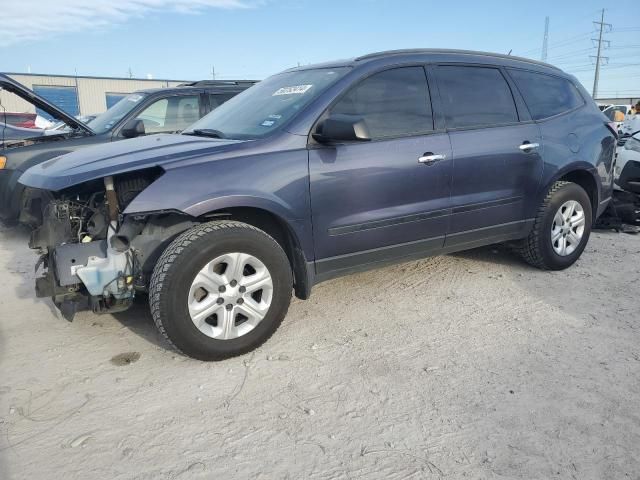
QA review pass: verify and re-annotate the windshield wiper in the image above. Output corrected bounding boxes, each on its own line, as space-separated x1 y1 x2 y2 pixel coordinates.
186 128 226 139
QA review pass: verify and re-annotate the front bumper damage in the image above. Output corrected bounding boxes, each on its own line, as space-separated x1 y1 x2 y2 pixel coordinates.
31 203 137 319
25 174 197 320
28 176 138 320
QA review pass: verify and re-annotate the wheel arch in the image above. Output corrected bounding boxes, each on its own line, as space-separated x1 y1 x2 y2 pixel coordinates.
197 205 314 300
542 164 600 220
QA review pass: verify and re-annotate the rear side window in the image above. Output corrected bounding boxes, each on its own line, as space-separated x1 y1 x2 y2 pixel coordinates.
208 93 236 110
434 66 518 128
508 69 584 120
330 66 433 139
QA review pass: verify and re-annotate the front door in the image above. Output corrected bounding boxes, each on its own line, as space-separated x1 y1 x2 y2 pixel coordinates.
432 65 543 248
308 66 452 275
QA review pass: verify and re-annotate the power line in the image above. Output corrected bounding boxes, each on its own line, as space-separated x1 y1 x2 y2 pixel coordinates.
546 33 593 51
548 48 595 61
569 63 640 74
610 27 640 33
519 31 592 55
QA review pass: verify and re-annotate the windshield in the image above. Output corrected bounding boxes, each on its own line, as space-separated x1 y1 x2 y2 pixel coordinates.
88 93 147 133
184 67 350 140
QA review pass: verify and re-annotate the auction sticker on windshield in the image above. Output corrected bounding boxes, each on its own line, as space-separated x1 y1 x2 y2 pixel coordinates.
272 85 313 96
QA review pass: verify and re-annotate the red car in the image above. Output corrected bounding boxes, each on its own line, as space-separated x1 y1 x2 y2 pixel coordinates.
3 112 38 128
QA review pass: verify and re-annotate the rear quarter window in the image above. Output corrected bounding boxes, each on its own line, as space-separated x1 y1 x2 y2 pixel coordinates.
508 69 584 120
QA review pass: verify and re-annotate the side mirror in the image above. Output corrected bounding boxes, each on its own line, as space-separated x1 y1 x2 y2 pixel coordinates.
121 118 146 138
313 114 371 144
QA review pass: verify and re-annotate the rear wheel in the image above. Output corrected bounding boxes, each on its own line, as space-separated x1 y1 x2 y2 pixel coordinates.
149 221 293 360
515 181 592 270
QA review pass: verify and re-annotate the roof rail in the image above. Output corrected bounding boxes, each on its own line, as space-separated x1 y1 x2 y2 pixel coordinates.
177 79 258 87
355 49 560 70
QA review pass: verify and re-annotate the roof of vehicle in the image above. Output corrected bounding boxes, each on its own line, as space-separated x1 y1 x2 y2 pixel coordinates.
286 49 562 73
177 80 258 87
135 80 258 95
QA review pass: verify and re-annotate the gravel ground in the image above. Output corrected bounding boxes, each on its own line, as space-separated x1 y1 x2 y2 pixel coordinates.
0 222 639 480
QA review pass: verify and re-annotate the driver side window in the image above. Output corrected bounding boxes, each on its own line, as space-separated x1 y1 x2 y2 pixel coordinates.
131 95 201 134
330 67 434 139
134 98 169 134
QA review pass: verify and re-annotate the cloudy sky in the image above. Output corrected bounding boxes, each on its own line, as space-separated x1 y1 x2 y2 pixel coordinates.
1 0 638 97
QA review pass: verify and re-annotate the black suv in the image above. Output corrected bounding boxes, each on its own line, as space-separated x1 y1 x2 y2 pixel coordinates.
0 77 255 223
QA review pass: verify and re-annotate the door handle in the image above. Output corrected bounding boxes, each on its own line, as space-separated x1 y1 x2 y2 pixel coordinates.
418 153 446 165
519 142 540 152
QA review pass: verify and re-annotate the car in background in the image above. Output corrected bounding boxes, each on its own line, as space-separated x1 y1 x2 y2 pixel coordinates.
1 123 45 140
602 104 633 132
615 132 640 191
2 112 38 128
0 76 256 223
600 131 640 229
49 114 98 131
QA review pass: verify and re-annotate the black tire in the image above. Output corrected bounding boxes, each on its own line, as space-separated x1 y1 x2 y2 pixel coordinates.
149 220 293 360
515 181 592 270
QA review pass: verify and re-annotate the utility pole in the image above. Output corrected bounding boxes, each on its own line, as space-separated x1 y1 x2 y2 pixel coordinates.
211 65 216 80
127 67 133 79
591 9 611 99
541 16 549 62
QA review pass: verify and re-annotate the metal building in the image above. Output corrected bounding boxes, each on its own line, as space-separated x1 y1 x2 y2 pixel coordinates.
595 97 639 107
0 72 188 118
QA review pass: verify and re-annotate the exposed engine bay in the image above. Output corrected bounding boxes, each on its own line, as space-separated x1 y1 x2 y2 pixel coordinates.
24 169 196 320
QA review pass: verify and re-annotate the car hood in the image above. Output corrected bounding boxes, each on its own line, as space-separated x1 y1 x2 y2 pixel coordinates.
0 74 93 136
19 133 247 191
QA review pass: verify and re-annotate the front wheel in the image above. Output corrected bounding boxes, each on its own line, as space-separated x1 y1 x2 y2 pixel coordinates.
149 221 293 360
515 181 592 270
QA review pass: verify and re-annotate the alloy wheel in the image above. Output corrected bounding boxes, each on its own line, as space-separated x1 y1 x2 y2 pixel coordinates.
187 252 273 339
551 200 586 256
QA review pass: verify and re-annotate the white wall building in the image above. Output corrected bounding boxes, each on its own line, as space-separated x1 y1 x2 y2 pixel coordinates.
1 72 188 117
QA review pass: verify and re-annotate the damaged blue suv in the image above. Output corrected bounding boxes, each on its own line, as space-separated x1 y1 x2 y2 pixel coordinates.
19 49 616 360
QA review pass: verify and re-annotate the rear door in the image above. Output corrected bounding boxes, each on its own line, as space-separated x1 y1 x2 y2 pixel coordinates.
308 66 452 275
433 65 543 248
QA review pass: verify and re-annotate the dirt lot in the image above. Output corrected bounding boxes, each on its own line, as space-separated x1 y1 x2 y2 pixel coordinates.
0 221 639 480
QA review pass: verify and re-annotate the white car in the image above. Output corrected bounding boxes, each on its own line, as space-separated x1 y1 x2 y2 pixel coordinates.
603 104 633 132
615 132 640 192
620 114 640 138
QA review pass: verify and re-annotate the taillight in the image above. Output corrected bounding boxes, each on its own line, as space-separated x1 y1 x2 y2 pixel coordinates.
606 121 619 138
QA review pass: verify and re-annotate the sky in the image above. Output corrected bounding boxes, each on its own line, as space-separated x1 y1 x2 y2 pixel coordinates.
1 0 638 99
